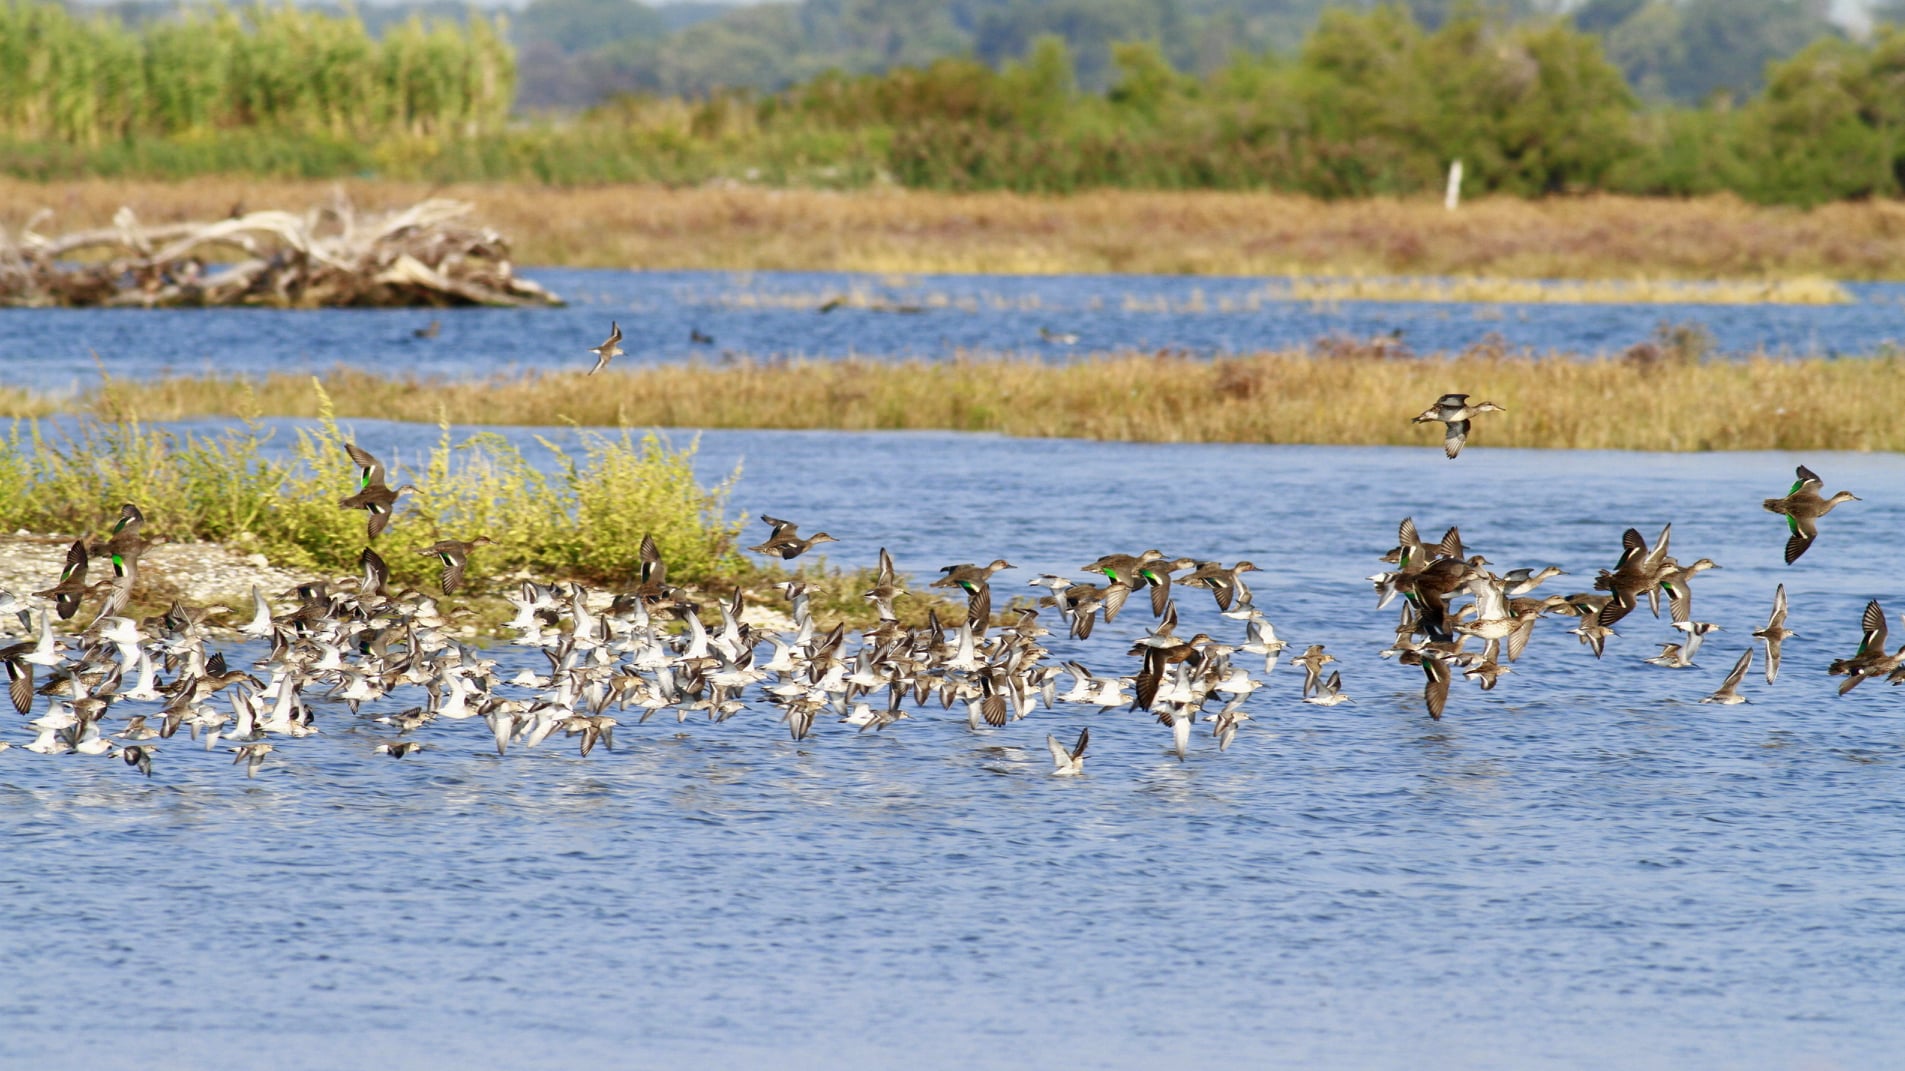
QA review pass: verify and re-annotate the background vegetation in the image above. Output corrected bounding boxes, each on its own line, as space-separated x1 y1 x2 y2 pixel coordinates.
0 0 513 147
4 1 1905 202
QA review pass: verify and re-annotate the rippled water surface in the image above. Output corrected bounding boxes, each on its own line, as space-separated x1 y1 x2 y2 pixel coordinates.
5 269 1904 391
4 424 1904 1070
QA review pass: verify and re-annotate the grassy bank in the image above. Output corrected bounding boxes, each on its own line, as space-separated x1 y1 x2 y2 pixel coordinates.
7 386 745 592
3 386 960 628
7 180 1905 280
50 341 1905 453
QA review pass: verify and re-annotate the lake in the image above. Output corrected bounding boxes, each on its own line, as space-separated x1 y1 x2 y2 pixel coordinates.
4 418 1903 1071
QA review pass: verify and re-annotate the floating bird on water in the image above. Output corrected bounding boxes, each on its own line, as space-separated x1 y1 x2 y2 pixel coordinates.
586 321 624 376
1762 464 1859 564
1411 393 1506 459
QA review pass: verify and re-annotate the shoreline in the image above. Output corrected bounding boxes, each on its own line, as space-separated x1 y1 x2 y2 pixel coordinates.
0 531 925 635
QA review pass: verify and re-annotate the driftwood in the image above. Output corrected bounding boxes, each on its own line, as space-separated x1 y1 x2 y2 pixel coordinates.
0 198 561 308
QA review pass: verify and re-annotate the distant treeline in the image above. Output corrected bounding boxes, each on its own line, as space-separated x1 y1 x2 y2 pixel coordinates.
752 8 1905 202
4 1 1905 205
509 0 1864 108
0 0 512 145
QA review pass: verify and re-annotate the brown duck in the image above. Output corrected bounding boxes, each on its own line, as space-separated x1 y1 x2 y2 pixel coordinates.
1762 464 1859 564
338 443 418 540
417 537 495 596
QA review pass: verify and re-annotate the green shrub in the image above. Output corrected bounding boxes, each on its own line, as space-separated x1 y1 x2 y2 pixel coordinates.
0 380 744 592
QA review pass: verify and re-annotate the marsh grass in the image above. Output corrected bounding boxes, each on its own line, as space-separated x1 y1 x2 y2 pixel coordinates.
10 180 1905 281
57 339 1905 454
1277 275 1852 306
729 275 1854 312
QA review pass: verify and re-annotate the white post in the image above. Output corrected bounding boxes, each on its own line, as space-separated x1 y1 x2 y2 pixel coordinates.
1445 160 1463 211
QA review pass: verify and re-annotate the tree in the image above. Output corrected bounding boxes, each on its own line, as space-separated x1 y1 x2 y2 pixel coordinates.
1738 32 1897 202
1410 12 1636 194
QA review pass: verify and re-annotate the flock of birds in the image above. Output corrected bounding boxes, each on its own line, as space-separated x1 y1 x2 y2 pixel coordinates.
0 343 1891 779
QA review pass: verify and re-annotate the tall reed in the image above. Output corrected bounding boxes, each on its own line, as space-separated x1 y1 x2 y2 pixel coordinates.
0 1 513 145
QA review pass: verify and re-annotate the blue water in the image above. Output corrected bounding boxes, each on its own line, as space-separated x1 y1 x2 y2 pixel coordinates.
4 425 1905 1070
3 268 1902 393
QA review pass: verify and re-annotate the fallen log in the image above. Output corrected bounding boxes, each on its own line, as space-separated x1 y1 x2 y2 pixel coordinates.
0 198 562 308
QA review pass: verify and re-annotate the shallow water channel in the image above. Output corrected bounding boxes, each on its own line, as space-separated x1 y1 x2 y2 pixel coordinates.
6 268 1905 393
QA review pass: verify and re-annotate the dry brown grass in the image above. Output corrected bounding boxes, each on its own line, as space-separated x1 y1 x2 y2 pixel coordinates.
46 346 1905 453
7 178 1905 279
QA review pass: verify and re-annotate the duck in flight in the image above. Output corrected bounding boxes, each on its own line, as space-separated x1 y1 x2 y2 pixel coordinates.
1762 464 1859 564
338 443 417 540
1412 393 1506 459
